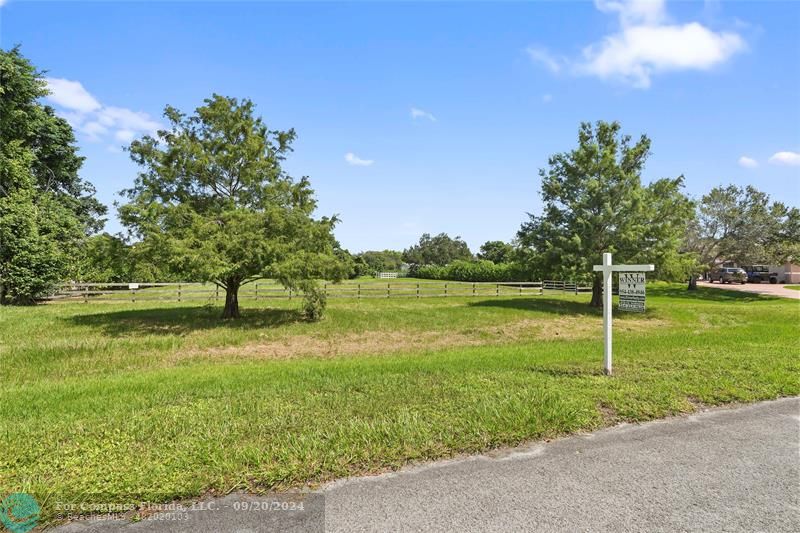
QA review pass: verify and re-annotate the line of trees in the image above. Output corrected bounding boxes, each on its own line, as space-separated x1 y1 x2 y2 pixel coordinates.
3 49 798 314
358 122 798 307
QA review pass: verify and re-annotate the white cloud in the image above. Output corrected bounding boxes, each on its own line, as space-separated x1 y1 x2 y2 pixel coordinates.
528 0 746 89
115 129 136 142
410 107 436 122
579 22 745 89
80 121 109 142
768 151 800 166
595 0 666 26
738 156 758 168
45 78 161 144
542 93 553 103
526 46 563 74
45 78 101 113
344 152 374 167
100 107 161 135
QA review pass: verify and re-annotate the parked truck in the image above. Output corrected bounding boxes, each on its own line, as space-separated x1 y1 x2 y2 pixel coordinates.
741 265 779 284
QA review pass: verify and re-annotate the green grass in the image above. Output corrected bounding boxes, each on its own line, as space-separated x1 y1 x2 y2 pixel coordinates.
1 284 798 524
784 284 800 291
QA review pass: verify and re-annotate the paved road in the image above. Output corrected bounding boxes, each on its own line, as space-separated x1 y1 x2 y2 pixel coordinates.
56 398 800 533
698 279 800 299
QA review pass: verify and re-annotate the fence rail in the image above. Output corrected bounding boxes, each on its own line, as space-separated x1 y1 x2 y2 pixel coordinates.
43 280 592 304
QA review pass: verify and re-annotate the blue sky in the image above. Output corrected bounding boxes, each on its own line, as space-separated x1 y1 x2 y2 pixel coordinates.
2 0 799 252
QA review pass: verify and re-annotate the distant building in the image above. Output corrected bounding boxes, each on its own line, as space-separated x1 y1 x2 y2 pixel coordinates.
779 263 800 284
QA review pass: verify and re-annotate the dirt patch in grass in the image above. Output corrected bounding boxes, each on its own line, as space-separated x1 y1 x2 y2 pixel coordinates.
179 315 669 362
597 403 620 424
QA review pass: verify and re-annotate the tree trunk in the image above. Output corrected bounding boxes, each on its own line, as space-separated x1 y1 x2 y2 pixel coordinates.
590 273 603 307
221 280 241 319
687 276 697 291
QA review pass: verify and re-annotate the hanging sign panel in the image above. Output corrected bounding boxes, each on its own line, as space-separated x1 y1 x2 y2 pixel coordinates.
618 272 646 312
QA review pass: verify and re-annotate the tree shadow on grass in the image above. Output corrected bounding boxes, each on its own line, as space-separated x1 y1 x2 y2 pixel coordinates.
648 285 779 302
468 296 672 323
468 297 602 317
523 365 605 378
67 306 306 337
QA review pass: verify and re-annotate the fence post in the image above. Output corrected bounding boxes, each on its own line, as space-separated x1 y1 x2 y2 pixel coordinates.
519 283 523 296
178 283 182 303
215 285 219 303
255 283 259 301
289 287 293 300
496 283 499 297
445 283 448 297
131 288 136 303
472 282 476 297
83 285 88 303
417 283 420 298
387 282 390 299
358 283 361 300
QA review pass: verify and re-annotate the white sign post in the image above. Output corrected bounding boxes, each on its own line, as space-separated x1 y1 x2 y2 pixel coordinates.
593 253 654 375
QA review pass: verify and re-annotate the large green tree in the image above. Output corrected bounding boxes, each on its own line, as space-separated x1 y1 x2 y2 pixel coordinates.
518 121 694 306
119 94 346 319
402 233 473 266
0 47 105 304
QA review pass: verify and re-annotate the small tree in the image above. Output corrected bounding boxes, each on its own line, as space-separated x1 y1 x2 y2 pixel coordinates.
402 233 473 266
119 95 346 319
518 121 693 306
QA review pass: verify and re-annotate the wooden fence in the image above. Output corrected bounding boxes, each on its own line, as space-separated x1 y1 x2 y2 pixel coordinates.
42 280 591 304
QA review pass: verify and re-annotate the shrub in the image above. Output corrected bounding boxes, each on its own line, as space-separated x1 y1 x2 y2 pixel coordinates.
301 283 327 321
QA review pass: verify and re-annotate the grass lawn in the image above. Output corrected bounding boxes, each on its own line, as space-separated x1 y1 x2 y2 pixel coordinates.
784 284 800 291
1 284 798 524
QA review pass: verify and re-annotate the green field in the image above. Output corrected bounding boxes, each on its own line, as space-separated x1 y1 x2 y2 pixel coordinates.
784 284 800 291
1 284 798 523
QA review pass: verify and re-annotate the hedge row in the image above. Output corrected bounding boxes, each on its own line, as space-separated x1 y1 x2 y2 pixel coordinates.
410 260 531 282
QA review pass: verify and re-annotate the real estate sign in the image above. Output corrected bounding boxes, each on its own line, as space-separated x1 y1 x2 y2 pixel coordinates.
618 272 646 312
594 254 654 374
